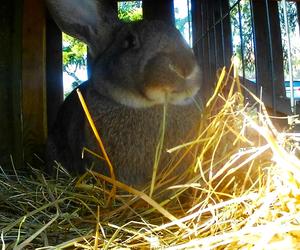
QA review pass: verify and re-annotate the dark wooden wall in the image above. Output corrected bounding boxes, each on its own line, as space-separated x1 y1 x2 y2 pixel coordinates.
46 15 63 130
0 0 46 169
0 0 14 165
0 0 23 167
22 0 47 163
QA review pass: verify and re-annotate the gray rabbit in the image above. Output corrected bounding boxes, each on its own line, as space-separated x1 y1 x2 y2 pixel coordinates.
46 0 202 188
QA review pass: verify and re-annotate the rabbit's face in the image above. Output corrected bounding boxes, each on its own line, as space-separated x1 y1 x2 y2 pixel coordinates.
91 21 201 108
45 0 201 108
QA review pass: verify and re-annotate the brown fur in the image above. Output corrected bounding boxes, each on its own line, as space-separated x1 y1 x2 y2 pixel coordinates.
45 0 203 188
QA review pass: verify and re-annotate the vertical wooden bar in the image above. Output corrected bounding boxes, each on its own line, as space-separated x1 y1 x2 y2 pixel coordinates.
11 0 24 167
142 0 175 25
46 14 63 130
107 0 117 11
207 0 217 81
221 0 233 68
268 1 285 98
0 0 24 168
251 0 285 110
191 0 207 100
252 0 272 94
195 0 219 99
22 0 47 161
214 0 224 70
191 0 202 65
0 3 12 163
200 0 212 100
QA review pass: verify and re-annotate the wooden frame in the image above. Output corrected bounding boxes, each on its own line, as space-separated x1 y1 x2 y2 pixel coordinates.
3 0 300 169
46 14 63 131
142 0 175 25
251 0 285 105
0 0 23 167
22 0 47 163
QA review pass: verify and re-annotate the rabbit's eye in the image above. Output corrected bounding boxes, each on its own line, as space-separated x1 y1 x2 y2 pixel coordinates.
123 33 139 50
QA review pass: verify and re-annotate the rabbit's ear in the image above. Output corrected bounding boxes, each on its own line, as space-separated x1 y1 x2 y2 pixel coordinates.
46 0 120 56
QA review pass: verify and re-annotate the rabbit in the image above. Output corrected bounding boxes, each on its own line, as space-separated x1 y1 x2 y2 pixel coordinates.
46 0 203 189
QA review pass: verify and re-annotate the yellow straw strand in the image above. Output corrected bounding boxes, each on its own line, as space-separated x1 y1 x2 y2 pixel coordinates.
76 89 116 204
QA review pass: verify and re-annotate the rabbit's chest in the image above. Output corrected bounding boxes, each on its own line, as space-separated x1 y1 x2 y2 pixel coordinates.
83 99 200 186
85 104 197 151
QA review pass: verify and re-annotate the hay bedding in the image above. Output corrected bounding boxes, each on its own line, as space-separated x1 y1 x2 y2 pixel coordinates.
1 64 300 249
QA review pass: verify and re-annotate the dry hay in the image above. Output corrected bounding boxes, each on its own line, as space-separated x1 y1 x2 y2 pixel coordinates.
1 63 300 249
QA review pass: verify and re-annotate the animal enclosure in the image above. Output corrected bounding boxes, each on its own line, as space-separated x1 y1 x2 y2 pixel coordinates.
1 0 300 248
0 0 299 167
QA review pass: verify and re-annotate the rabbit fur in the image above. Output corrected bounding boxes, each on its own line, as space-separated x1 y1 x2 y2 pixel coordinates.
46 0 202 188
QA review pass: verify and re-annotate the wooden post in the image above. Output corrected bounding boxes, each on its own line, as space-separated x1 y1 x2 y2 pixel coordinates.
22 0 47 162
107 0 118 11
251 0 285 111
192 0 216 99
207 0 217 79
46 14 63 130
268 1 285 99
11 0 24 167
142 0 175 25
0 1 13 165
0 0 23 167
191 0 202 66
221 0 233 68
214 0 224 69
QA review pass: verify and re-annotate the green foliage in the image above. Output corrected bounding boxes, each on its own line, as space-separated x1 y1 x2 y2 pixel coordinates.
278 2 299 78
62 2 143 96
229 0 238 7
62 33 87 89
174 1 193 47
174 7 189 35
230 1 255 79
118 1 143 22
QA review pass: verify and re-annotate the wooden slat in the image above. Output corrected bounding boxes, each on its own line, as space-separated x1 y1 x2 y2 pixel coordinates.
191 0 203 65
192 0 232 102
108 0 118 11
214 0 225 69
11 0 24 167
191 0 203 63
142 0 175 25
221 0 233 68
0 0 15 165
200 0 217 99
0 0 23 168
22 0 47 162
207 0 217 80
268 1 285 98
251 0 286 112
46 14 63 130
